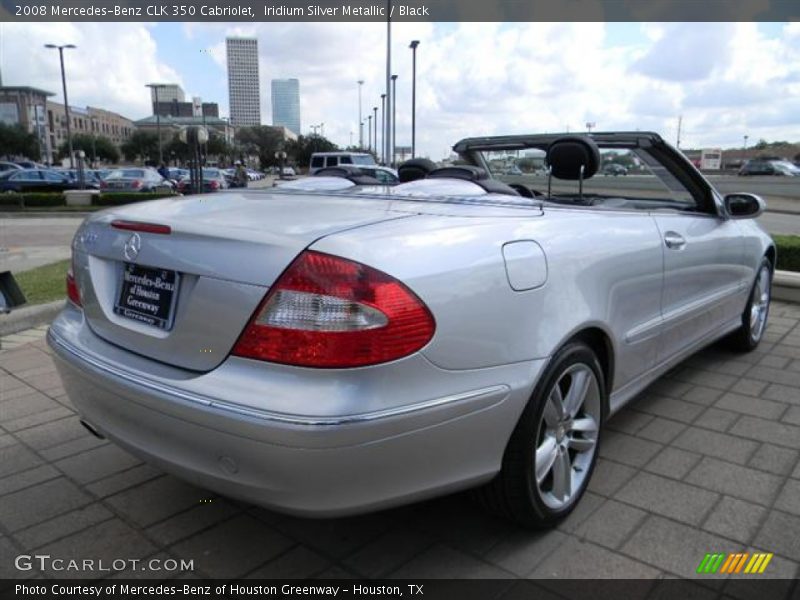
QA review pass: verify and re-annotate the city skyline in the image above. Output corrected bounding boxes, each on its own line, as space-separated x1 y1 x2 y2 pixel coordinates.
2 22 798 158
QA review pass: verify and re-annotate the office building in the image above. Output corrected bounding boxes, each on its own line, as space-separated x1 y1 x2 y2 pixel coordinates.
271 78 300 137
150 84 184 105
0 86 53 157
153 99 219 119
226 37 261 127
45 101 134 163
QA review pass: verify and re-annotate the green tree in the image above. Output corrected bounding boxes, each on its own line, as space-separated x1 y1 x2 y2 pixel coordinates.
0 123 40 160
121 130 160 163
235 126 286 168
285 135 338 168
163 132 233 166
58 134 119 163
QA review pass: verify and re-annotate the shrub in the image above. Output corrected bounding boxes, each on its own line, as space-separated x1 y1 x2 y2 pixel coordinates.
774 235 800 273
0 193 64 208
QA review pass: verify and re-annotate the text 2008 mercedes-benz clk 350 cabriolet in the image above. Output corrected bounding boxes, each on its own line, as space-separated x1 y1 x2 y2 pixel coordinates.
48 132 773 527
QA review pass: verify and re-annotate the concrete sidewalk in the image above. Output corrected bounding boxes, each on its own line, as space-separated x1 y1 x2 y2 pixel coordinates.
1 303 799 586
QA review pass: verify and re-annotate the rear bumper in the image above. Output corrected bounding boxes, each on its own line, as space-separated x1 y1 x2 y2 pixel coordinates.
48 306 543 516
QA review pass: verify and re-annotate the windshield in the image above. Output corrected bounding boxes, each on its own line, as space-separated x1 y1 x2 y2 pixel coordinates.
108 169 145 179
351 155 376 166
478 144 698 208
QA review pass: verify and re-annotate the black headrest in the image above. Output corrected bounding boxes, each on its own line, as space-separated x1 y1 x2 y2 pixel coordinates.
546 136 600 180
428 165 488 181
398 158 437 183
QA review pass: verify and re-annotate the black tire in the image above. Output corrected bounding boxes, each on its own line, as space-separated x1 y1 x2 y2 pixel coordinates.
727 257 772 352
475 341 606 528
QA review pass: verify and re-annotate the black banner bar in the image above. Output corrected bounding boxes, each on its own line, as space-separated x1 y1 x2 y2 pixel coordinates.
2 0 800 22
1 579 799 600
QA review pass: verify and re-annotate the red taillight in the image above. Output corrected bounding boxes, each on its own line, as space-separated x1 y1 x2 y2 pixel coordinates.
210 180 220 190
66 266 81 307
232 251 435 367
111 220 172 234
131 179 142 189
99 180 107 189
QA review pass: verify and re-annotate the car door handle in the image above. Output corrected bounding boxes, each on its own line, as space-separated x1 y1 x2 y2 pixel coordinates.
664 231 686 250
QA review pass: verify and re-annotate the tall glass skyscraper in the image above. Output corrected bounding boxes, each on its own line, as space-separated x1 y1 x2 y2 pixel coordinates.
271 78 301 137
226 37 261 127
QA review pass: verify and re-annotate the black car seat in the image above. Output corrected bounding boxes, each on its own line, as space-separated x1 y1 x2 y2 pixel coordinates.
397 158 438 182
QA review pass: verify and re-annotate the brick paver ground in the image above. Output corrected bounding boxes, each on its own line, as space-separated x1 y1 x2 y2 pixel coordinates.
1 303 800 588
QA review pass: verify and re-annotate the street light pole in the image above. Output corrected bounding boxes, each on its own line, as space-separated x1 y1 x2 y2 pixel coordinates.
380 94 386 164
385 0 392 170
373 106 378 159
409 40 419 158
357 80 364 149
145 83 165 165
45 43 76 168
367 114 372 152
321 122 324 138
391 74 398 167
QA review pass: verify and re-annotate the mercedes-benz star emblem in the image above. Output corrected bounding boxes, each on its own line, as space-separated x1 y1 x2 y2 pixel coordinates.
123 233 141 261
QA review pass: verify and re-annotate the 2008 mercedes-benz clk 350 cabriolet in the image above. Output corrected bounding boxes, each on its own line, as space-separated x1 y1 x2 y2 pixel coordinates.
49 132 774 527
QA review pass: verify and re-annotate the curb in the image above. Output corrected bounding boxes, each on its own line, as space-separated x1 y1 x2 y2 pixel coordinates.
0 300 65 336
774 270 800 304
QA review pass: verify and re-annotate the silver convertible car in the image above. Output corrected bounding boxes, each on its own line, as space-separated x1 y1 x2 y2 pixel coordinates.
48 132 774 527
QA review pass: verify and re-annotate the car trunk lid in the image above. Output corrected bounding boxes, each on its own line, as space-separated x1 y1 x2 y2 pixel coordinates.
74 193 411 371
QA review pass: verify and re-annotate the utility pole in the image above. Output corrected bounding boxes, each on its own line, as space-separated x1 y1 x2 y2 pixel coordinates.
380 94 386 164
357 80 364 149
409 40 419 158
45 44 77 168
676 115 682 149
391 74 398 167
373 106 378 159
385 0 392 170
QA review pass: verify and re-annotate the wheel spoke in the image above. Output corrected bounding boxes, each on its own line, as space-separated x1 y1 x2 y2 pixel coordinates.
535 436 558 484
568 435 595 453
564 369 590 418
543 388 563 427
570 416 598 433
551 449 572 500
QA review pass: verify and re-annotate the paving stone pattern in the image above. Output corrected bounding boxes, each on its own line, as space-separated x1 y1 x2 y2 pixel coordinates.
1 304 799 588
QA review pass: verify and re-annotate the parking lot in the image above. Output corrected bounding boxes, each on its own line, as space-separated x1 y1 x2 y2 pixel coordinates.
1 302 799 589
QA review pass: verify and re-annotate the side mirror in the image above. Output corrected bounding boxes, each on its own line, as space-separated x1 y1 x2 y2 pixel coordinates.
724 193 765 219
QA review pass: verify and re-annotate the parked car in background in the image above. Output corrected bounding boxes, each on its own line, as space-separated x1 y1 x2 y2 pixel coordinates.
309 152 377 174
48 131 774 528
14 160 47 169
175 167 228 194
57 169 103 189
738 159 800 176
310 164 399 185
100 168 174 193
602 163 628 176
247 168 264 181
0 168 79 193
0 161 23 173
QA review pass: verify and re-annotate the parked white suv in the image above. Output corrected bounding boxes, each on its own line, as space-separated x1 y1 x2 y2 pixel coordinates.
309 152 376 175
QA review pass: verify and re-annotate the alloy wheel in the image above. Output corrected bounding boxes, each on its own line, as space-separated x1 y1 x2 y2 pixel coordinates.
534 364 601 509
749 266 771 343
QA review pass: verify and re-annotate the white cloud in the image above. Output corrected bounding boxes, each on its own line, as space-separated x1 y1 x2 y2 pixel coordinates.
1 21 798 157
0 22 183 120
